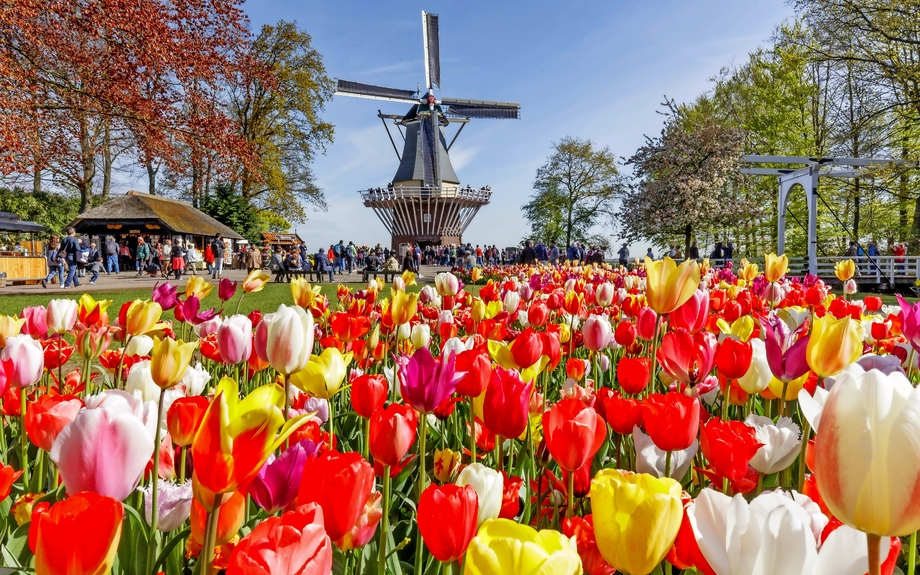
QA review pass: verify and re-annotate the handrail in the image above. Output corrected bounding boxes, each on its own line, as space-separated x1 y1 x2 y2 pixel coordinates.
359 185 492 203
669 255 920 284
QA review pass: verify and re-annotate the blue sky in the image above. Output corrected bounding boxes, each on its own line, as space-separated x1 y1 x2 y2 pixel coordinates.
242 0 795 251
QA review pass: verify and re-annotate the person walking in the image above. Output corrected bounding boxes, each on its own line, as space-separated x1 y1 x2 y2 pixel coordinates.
315 247 334 282
244 244 262 273
688 241 699 260
135 238 151 276
41 235 64 288
59 227 82 288
169 239 186 280
617 242 629 267
520 240 537 264
184 243 200 275
86 242 103 284
105 237 119 274
210 234 225 279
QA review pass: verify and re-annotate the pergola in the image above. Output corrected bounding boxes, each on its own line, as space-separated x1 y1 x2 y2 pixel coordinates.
741 155 904 275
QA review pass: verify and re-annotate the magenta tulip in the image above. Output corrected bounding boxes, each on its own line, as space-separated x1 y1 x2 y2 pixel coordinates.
219 278 238 302
897 295 920 354
0 334 44 388
762 314 810 383
20 306 48 339
397 347 464 414
250 439 318 513
174 296 219 326
152 282 179 311
217 315 253 364
50 390 155 501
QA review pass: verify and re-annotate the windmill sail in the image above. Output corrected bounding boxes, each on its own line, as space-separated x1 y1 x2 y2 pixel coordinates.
441 98 521 119
335 80 418 103
422 12 440 89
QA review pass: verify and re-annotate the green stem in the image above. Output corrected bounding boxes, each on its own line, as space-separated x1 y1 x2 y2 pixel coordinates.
115 335 132 389
19 388 28 486
908 529 917 575
328 393 336 450
146 387 166 574
665 450 672 479
378 467 391 575
778 380 790 420
179 446 187 484
566 470 574 520
200 494 222 575
414 415 428 575
796 420 811 491
82 358 91 397
468 400 476 462
649 315 661 393
234 292 245 315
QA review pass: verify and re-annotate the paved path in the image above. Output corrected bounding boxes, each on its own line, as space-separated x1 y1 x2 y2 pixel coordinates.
2 264 450 295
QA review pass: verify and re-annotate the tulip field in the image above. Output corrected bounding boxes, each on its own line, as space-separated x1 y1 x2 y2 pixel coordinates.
0 256 918 575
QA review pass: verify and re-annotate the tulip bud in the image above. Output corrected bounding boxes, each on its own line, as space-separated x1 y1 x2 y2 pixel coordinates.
582 315 612 352
1 334 44 388
843 279 857 295
636 308 658 342
433 448 462 483
471 299 487 323
436 272 460 297
410 323 431 349
596 283 616 307
150 337 198 390
502 291 521 315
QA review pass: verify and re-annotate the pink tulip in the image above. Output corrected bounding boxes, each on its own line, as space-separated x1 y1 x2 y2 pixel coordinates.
595 283 616 307
0 334 44 388
47 299 77 334
582 315 612 352
218 315 253 364
50 394 155 501
20 306 48 339
193 316 223 339
669 289 709 333
255 305 314 376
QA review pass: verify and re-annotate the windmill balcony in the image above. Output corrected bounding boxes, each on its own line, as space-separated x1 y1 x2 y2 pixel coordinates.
359 185 492 204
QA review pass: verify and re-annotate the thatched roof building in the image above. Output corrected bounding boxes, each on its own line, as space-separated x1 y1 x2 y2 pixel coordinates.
70 191 243 240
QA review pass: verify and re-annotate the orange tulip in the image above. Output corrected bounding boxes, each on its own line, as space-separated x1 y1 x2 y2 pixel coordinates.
191 489 246 546
167 396 210 447
643 256 700 315
191 377 307 495
329 312 371 343
0 463 23 502
226 503 333 574
28 492 123 575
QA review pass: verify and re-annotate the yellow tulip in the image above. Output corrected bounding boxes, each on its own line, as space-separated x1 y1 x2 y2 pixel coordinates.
77 293 112 324
464 519 582 575
834 259 856 282
806 313 865 377
184 276 213 300
242 269 271 293
643 256 700 315
433 448 461 483
390 290 418 326
471 299 487 323
738 262 759 283
764 253 789 283
0 315 25 347
401 269 417 286
590 469 682 575
471 267 482 282
290 347 353 399
716 316 755 342
767 372 810 401
150 336 198 389
291 277 322 308
124 300 163 337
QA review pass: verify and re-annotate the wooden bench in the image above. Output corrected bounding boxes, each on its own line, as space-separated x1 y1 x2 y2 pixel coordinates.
361 269 398 283
273 268 323 283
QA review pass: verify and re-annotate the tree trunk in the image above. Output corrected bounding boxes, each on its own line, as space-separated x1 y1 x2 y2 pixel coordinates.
146 160 158 195
852 178 860 240
32 157 41 194
78 115 95 213
684 223 692 260
101 122 112 201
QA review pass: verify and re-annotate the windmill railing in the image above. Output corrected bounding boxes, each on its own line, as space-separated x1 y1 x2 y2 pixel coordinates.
359 186 492 203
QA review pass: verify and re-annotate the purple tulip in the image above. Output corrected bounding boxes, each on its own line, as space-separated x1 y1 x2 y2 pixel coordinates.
218 278 238 302
152 282 179 311
897 295 920 353
762 314 810 383
249 439 318 513
396 347 465 413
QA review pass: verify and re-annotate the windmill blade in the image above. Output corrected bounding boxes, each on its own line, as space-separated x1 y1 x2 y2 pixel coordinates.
441 97 521 119
422 11 440 89
335 80 419 103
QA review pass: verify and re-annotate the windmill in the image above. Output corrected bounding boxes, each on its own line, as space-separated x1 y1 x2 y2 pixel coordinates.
335 11 520 251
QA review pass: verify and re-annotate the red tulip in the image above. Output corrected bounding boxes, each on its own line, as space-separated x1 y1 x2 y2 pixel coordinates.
642 392 700 452
616 357 650 395
601 390 643 435
28 492 123 575
510 328 542 369
699 418 762 482
527 302 549 328
499 472 523 519
227 503 332 575
369 404 418 467
614 320 637 347
0 463 23 502
482 366 533 440
714 338 753 380
418 484 479 562
561 515 616 575
656 328 717 385
566 358 589 382
350 374 388 419
454 344 491 398
167 396 210 447
42 337 73 371
543 398 605 472
864 296 883 312
636 307 658 341
669 289 708 333
539 331 561 370
329 312 371 343
297 452 374 542
25 394 83 451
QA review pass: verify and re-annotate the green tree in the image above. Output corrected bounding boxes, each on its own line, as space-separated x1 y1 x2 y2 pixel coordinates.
522 137 621 247
0 187 80 237
229 20 335 223
200 183 261 243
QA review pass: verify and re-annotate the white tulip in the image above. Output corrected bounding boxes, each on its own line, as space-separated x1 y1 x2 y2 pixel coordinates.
797 386 830 432
180 362 211 396
47 299 77 334
456 463 503 528
125 334 154 357
502 290 520 315
738 338 771 394
142 480 193 532
125 360 159 403
633 426 698 479
746 415 801 475
410 323 431 349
